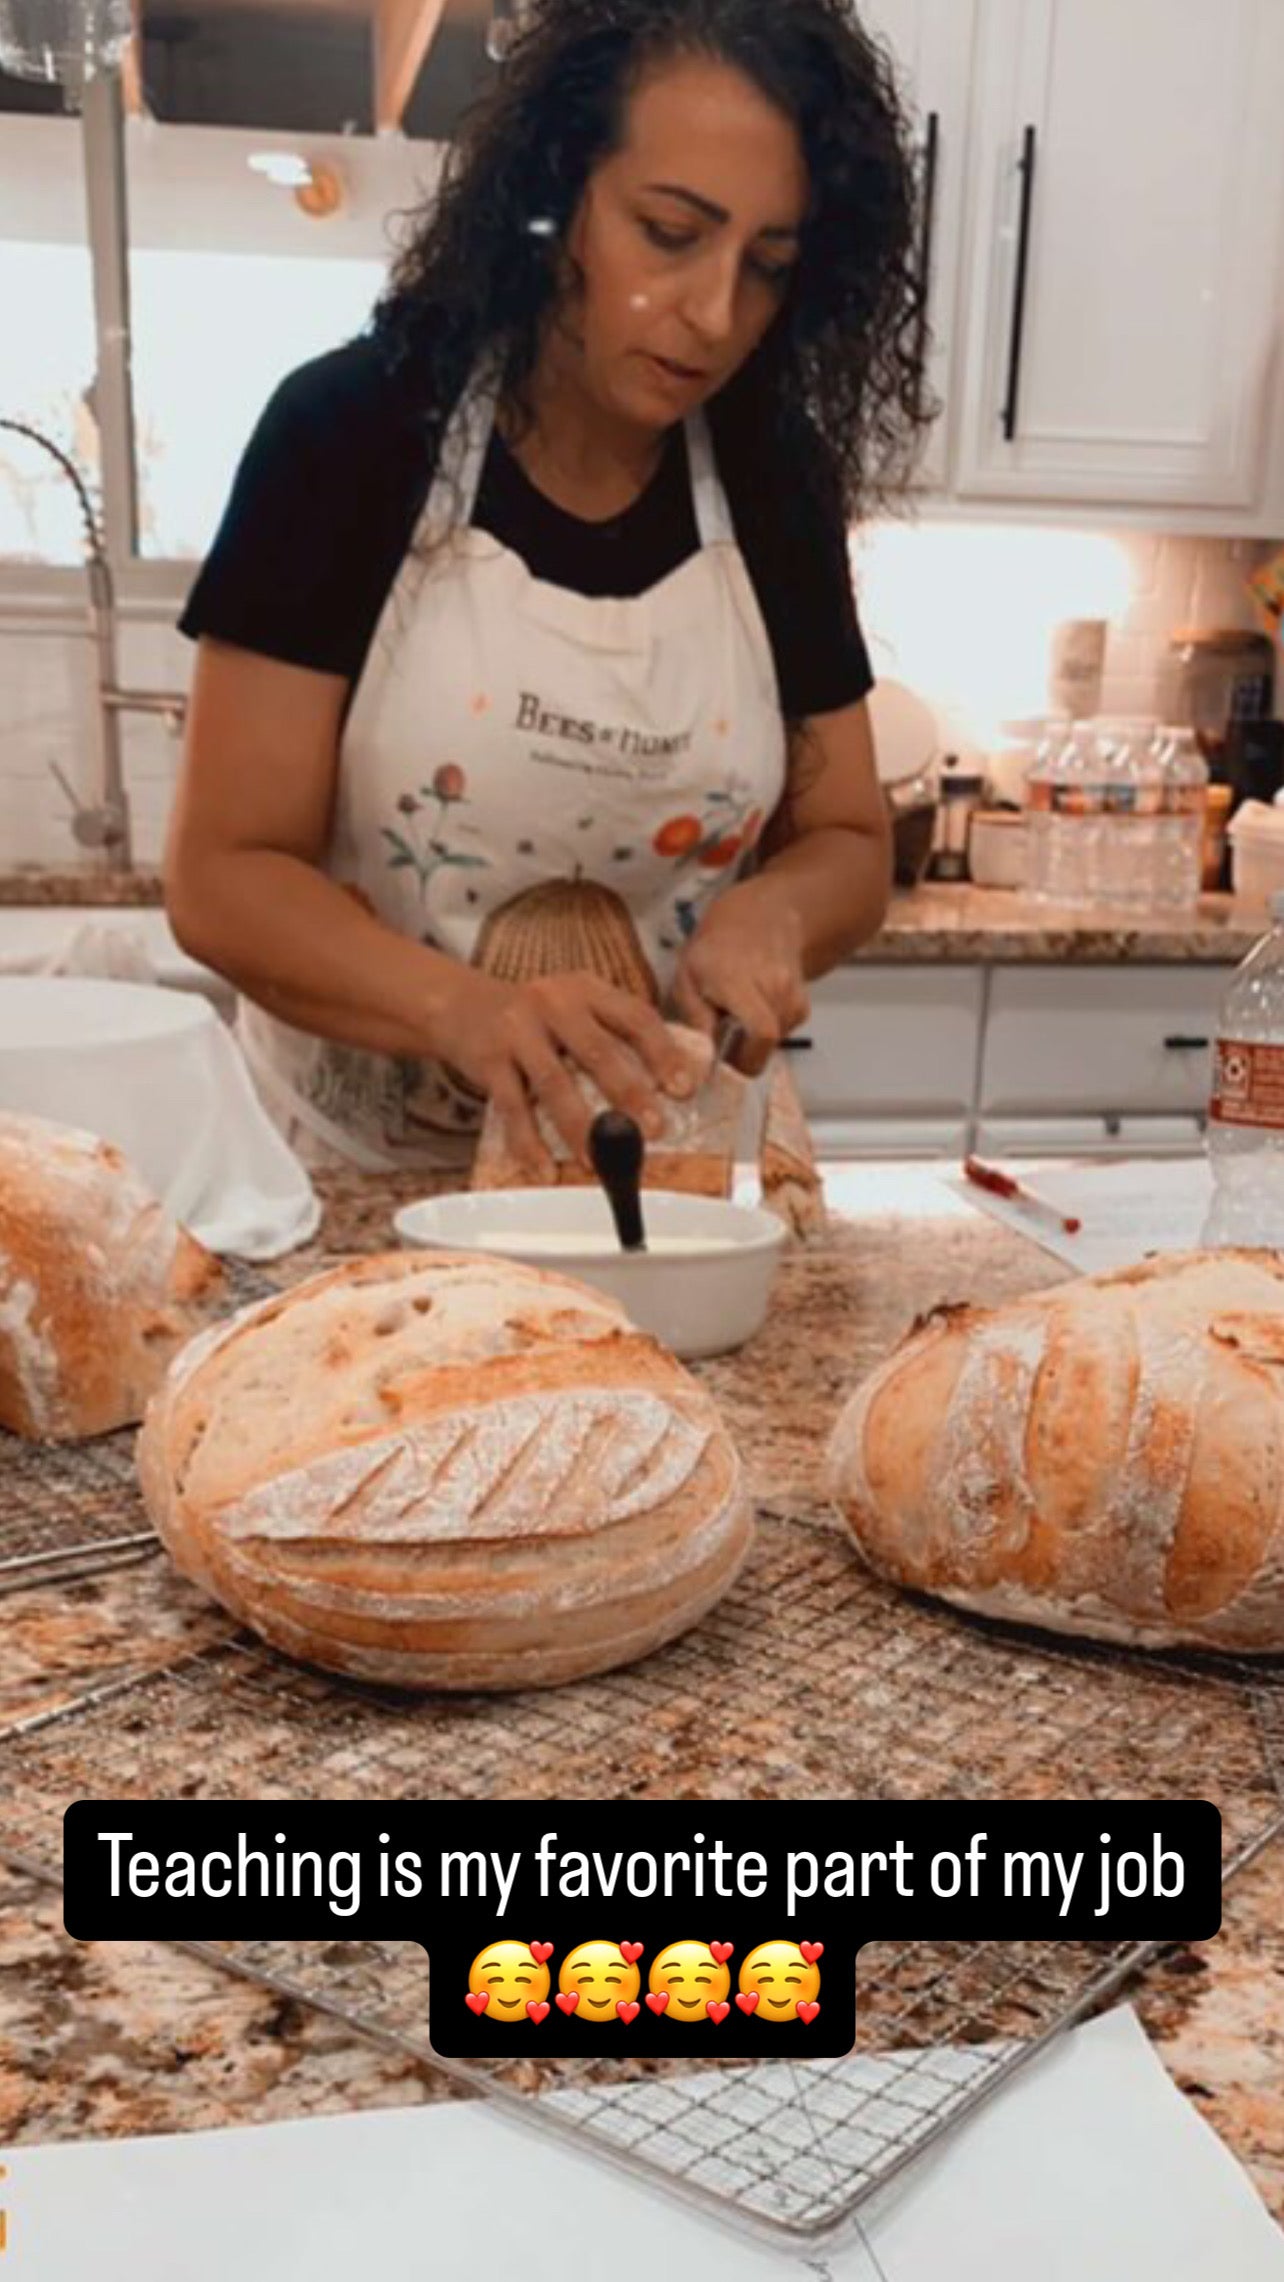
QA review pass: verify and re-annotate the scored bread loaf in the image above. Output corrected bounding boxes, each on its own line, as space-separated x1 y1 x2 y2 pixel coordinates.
0 1113 226 1442
826 1249 1284 1655
137 1249 751 1690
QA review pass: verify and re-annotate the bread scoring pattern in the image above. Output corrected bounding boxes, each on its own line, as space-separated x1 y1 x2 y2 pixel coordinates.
138 1249 750 1690
827 1250 1284 1654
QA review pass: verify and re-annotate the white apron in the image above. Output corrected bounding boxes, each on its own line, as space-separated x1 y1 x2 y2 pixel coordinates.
239 367 788 1170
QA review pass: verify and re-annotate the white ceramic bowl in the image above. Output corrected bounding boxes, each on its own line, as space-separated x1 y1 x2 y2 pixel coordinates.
392 1187 786 1359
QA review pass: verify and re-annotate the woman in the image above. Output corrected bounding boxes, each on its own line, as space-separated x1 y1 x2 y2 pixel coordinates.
168 0 931 1178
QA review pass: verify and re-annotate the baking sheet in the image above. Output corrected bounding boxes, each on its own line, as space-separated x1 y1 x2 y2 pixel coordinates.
946 1155 1214 1275
6 2010 1282 2279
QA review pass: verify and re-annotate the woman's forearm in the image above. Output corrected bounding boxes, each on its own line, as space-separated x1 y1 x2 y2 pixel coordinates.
753 822 892 977
166 847 470 1058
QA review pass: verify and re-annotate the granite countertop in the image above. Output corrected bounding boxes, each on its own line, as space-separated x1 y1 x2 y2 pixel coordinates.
0 866 1264 962
850 880 1265 964
1 1172 1281 2226
0 868 167 907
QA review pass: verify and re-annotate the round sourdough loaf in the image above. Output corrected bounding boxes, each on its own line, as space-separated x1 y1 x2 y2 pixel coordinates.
0 1112 225 1441
137 1249 751 1690
826 1249 1284 1655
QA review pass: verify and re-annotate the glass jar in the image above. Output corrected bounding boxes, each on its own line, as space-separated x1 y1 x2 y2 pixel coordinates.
1162 628 1275 768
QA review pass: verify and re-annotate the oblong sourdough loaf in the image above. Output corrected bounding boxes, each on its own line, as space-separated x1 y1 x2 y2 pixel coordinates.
0 1113 225 1441
137 1249 751 1690
826 1249 1284 1654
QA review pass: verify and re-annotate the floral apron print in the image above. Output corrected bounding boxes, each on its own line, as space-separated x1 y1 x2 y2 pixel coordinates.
238 365 788 1170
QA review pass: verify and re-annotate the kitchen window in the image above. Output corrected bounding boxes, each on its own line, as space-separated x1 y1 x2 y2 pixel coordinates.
0 5 458 590
125 121 437 561
0 113 99 563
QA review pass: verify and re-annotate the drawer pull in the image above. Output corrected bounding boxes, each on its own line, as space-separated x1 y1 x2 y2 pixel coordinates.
1163 1035 1211 1052
781 1036 815 1052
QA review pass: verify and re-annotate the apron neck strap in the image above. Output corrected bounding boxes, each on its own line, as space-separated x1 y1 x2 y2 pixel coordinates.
686 406 735 549
421 358 503 542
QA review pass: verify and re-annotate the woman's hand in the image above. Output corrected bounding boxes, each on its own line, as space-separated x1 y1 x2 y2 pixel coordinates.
670 880 809 1076
439 969 696 1176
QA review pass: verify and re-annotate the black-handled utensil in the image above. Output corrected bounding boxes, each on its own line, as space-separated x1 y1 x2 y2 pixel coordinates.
588 1110 647 1253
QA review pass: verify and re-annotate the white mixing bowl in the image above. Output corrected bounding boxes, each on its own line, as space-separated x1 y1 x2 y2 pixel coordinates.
392 1186 786 1359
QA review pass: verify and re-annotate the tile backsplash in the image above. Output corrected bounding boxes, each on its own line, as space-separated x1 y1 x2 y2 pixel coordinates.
0 610 190 869
0 526 1278 870
850 525 1279 761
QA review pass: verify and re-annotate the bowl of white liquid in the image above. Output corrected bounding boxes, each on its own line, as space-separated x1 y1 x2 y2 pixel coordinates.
392 1187 786 1358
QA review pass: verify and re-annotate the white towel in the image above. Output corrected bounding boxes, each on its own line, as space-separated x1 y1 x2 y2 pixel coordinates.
0 975 320 1260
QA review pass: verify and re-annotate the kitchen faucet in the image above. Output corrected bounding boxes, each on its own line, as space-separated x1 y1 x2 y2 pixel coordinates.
0 414 187 871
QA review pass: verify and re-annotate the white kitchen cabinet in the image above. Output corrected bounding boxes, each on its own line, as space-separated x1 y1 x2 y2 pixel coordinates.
811 1113 970 1158
952 0 1284 519
856 0 978 492
978 965 1225 1119
789 964 984 1120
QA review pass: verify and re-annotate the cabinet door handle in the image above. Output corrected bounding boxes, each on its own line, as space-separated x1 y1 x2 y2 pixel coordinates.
1000 124 1038 442
1163 1035 1211 1051
781 1036 815 1052
915 110 940 377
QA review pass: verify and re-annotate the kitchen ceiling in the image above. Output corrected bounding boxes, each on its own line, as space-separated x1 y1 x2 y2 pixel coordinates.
0 0 500 136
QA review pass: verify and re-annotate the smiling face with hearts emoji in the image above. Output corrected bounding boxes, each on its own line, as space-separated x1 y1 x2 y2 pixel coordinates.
647 1940 732 2022
467 1940 551 2022
737 1940 821 2022
558 1940 641 2023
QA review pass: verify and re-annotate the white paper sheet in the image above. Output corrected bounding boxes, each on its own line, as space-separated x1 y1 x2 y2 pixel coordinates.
946 1154 1214 1275
6 2008 1281 2279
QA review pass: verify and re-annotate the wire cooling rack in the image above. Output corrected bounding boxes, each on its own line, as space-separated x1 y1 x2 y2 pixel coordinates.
3 1514 1281 2251
0 1427 157 1596
0 1259 277 1596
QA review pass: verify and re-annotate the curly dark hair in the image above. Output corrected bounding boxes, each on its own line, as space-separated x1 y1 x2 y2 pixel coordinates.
374 0 936 527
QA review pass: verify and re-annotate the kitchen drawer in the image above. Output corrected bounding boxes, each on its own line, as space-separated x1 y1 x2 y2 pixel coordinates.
790 966 984 1118
977 967 1224 1118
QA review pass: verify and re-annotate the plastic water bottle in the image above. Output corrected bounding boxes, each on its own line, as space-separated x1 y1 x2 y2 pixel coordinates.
1202 890 1284 1247
1022 728 1055 899
1151 726 1209 911
1028 723 1101 904
1092 717 1159 909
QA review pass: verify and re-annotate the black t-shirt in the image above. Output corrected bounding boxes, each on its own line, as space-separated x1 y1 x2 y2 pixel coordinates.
179 335 875 721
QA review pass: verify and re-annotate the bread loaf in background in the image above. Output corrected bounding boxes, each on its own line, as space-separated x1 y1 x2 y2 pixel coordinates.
0 1113 225 1442
826 1250 1284 1654
471 1022 746 1197
137 1249 750 1690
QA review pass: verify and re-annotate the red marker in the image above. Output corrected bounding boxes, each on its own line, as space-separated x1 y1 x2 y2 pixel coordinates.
963 1156 1082 1238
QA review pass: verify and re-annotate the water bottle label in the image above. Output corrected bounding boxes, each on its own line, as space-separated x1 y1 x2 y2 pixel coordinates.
1048 787 1106 816
1209 1040 1284 1130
